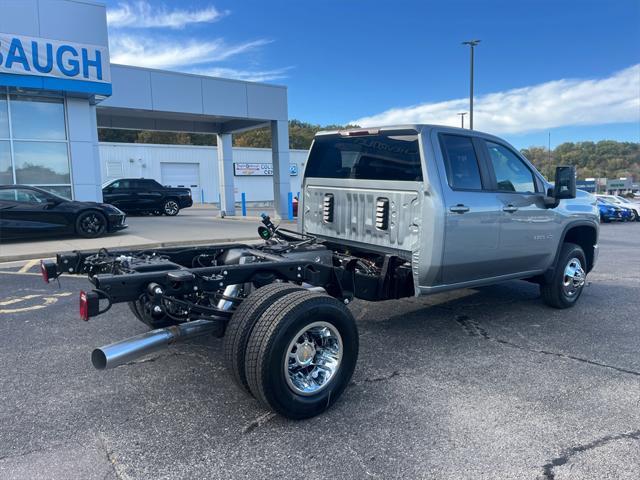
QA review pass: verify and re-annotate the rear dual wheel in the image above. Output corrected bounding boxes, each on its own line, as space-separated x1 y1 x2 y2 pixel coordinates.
223 282 305 396
225 285 358 419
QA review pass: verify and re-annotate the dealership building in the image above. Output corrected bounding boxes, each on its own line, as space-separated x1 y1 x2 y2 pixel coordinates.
0 0 293 216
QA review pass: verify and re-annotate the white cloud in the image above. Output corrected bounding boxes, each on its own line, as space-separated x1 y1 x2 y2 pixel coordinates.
352 65 640 134
107 1 227 29
109 34 271 70
195 66 292 82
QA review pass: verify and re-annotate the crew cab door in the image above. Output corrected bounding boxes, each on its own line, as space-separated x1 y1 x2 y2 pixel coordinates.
103 180 135 210
134 179 164 209
435 133 502 284
480 140 556 274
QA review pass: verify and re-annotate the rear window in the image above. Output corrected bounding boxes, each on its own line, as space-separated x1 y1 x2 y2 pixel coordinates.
305 134 423 181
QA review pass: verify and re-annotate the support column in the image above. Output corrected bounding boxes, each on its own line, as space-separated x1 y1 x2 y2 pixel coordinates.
271 120 291 219
217 133 236 216
67 97 102 201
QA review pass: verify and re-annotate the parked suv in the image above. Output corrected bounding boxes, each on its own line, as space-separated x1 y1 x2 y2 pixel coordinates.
102 178 193 216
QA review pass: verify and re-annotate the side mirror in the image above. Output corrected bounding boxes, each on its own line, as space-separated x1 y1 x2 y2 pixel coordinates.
45 197 61 207
553 166 576 200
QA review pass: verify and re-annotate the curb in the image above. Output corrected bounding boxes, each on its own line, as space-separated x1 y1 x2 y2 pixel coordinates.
0 237 260 263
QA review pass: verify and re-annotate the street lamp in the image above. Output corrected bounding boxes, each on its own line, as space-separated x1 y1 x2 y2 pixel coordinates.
462 40 481 130
457 112 467 128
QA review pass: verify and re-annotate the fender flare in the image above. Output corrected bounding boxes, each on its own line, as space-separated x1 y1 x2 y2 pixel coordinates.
544 220 598 282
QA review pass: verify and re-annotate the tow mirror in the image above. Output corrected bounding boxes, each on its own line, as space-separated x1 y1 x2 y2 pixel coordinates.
553 166 576 200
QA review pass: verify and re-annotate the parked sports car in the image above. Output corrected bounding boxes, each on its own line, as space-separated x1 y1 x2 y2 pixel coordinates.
0 185 127 240
596 198 624 223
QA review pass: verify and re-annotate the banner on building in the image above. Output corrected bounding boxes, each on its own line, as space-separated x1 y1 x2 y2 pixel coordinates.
0 33 111 85
234 163 298 176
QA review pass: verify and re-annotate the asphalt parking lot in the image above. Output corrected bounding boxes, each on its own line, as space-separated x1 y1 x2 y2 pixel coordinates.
0 223 638 479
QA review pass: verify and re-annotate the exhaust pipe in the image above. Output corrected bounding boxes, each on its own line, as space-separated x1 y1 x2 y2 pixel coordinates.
92 319 217 370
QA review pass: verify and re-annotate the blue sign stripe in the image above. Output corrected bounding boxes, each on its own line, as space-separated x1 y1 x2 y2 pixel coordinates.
0 73 111 96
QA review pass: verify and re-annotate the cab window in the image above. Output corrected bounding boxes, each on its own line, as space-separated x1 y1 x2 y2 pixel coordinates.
486 142 536 193
0 188 48 203
109 180 130 189
305 134 423 181
138 179 161 189
439 134 483 190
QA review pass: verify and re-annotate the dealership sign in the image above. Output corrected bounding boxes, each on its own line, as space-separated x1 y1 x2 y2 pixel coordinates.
0 33 111 87
234 163 298 176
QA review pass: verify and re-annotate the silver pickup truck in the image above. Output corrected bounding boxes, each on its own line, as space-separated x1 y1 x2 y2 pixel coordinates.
43 124 598 419
301 125 599 308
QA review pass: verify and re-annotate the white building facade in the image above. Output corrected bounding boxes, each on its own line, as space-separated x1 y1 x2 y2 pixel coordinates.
99 143 309 204
0 0 292 216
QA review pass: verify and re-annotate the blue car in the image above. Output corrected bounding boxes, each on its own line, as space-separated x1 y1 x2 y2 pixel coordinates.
596 198 624 223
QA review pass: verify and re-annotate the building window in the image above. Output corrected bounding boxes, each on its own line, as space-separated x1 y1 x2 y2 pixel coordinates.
0 90 71 198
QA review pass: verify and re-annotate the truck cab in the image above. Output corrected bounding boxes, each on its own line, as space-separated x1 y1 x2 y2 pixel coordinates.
300 125 599 297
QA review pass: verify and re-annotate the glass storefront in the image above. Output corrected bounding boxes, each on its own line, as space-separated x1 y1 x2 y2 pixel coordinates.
0 91 72 198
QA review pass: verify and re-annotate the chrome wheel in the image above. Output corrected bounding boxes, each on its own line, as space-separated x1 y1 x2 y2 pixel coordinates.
79 212 105 235
284 321 343 396
562 257 585 297
164 200 179 215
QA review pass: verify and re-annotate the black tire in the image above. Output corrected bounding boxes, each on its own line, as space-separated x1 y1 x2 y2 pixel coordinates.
152 209 163 216
163 199 180 216
127 301 143 321
76 210 107 238
245 290 358 419
223 282 304 396
540 242 587 309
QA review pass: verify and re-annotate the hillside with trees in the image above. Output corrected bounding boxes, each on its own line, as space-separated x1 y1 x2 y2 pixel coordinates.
99 121 639 180
521 141 639 180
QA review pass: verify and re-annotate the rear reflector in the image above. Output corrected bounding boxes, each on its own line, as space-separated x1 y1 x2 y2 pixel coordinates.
40 259 58 283
79 290 100 321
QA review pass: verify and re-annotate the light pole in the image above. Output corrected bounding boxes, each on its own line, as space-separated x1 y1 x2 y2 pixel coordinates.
457 112 467 128
462 40 480 130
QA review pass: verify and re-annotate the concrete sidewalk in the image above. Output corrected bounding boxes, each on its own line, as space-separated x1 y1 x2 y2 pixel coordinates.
0 207 297 262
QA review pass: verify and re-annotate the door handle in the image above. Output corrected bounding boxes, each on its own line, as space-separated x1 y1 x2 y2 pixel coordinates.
449 204 470 214
503 205 518 213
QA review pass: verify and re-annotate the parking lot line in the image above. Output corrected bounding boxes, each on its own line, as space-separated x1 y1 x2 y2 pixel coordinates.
18 259 39 273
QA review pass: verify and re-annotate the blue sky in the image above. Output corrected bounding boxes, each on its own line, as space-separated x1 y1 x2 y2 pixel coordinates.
103 0 640 148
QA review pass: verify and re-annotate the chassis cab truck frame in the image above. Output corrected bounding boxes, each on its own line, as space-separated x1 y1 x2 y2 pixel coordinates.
43 125 599 419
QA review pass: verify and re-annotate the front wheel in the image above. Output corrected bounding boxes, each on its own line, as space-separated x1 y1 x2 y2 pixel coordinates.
163 199 180 216
540 242 587 309
245 290 358 419
76 210 107 238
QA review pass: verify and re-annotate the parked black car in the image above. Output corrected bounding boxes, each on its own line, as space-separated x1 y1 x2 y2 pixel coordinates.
0 185 127 240
102 178 193 216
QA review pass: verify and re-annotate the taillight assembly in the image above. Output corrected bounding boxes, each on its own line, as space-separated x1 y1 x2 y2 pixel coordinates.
79 290 100 321
323 194 334 223
376 197 390 230
40 259 58 283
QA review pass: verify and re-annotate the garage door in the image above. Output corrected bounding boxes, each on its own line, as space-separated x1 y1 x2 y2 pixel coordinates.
161 163 202 203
